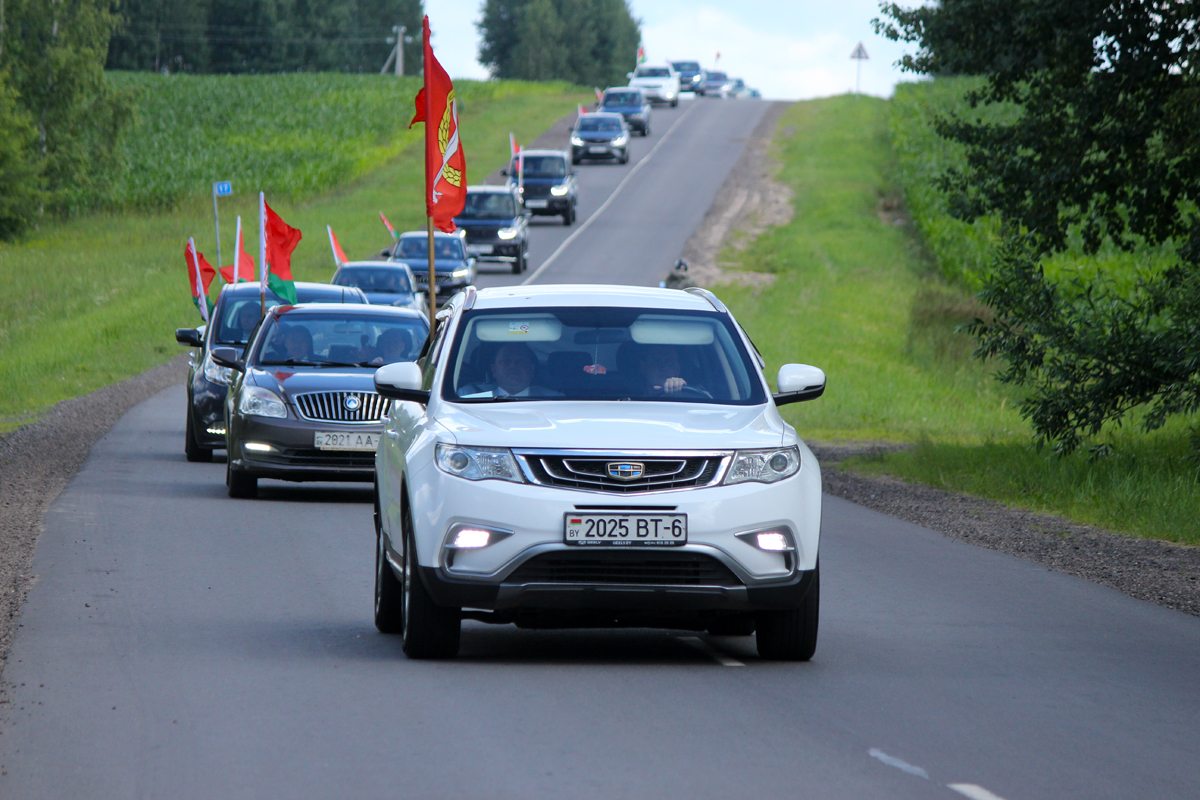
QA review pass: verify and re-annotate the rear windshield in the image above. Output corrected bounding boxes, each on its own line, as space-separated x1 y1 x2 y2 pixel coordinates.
255 313 427 367
577 117 623 132
671 61 700 72
333 267 412 295
603 91 641 106
395 237 466 260
442 307 765 405
461 192 516 219
510 155 567 178
707 71 728 81
635 67 671 78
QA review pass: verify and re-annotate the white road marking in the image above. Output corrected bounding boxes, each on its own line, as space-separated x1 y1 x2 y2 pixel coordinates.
948 784 1010 800
678 636 745 666
867 748 930 780
521 100 703 285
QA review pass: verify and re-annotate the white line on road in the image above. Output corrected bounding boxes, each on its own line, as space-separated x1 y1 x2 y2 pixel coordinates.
678 636 745 667
948 784 1011 800
867 748 930 779
521 100 702 286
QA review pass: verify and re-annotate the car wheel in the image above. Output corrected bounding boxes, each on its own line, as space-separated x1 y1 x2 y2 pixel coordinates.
511 251 524 274
671 98 678 108
707 615 755 636
755 562 819 661
225 458 257 499
401 501 460 659
572 156 581 166
184 407 213 463
644 125 651 137
374 493 404 634
562 205 574 226
620 150 629 165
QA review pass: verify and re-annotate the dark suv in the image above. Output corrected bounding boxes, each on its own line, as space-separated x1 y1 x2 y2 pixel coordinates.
504 150 579 225
174 281 366 462
453 185 530 274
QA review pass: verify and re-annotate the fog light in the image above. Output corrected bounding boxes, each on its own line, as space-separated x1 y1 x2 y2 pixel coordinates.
452 528 491 549
736 528 795 552
207 426 226 435
756 532 789 551
244 442 274 453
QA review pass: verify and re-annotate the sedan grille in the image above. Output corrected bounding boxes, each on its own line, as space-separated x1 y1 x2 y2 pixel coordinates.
507 550 741 587
294 391 390 424
414 273 463 285
517 452 727 493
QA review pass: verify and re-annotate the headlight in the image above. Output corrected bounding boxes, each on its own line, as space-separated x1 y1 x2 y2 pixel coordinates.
435 444 524 483
570 136 584 146
550 185 569 196
202 352 233 385
450 267 471 279
613 135 628 146
724 446 801 485
237 386 287 419
497 227 518 240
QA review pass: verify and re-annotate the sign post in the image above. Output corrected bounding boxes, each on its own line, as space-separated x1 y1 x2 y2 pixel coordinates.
850 43 869 97
211 181 232 278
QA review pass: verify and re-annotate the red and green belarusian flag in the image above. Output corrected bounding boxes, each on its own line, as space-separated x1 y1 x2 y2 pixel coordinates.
327 225 348 269
220 215 256 284
258 193 302 305
185 237 216 321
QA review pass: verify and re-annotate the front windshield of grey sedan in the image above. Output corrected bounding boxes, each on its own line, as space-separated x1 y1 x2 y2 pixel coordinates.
635 67 671 78
255 314 426 367
577 117 623 133
332 267 412 295
442 307 765 404
509 155 567 178
603 91 642 106
461 192 517 219
395 236 466 260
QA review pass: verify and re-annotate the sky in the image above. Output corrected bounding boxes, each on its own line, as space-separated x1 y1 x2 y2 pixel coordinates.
423 0 926 100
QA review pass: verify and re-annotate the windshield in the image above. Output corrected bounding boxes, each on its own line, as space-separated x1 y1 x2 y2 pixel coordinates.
215 297 281 345
461 192 516 219
332 267 412 295
707 71 728 81
442 307 765 404
577 117 623 133
255 313 427 367
510 155 567 178
671 61 700 72
395 237 465 260
603 91 641 107
635 67 671 78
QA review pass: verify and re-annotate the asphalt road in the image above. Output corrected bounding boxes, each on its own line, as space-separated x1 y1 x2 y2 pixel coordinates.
3 97 1200 799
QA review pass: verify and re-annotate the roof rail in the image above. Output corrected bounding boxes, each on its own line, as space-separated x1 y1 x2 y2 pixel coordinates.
683 286 727 313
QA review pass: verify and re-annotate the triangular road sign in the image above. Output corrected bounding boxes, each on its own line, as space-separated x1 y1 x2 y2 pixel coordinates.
850 42 869 60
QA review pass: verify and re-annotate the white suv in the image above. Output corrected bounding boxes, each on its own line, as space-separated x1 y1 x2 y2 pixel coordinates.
627 64 681 107
372 285 826 660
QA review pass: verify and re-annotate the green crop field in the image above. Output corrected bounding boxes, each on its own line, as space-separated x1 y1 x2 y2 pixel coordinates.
716 92 1200 545
0 73 590 431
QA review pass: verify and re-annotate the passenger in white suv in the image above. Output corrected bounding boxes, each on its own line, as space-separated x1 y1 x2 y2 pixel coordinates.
372 285 827 661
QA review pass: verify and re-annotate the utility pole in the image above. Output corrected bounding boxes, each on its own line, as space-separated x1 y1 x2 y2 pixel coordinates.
396 25 406 76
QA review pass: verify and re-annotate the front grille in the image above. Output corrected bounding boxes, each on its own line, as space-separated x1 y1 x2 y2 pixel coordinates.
294 391 390 424
518 453 726 493
414 273 463 285
463 227 501 243
507 550 741 587
522 184 553 198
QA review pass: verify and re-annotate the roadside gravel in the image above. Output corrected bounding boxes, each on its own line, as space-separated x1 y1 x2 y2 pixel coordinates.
0 355 189 680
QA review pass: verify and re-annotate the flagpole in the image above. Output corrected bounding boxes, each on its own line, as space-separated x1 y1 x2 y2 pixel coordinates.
259 192 267 319
427 216 436 328
233 216 242 283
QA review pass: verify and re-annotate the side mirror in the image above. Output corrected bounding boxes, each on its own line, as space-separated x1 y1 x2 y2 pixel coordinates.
175 328 203 348
210 346 245 372
375 361 430 404
626 72 633 79
773 364 825 405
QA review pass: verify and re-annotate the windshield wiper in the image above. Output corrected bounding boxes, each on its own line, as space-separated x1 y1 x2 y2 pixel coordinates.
261 358 322 367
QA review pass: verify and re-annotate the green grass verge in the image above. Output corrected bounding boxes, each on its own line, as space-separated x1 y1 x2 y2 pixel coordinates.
0 77 590 431
714 93 1200 545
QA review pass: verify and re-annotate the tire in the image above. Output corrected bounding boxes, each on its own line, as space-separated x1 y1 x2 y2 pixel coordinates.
707 616 755 636
511 251 524 274
671 98 678 108
225 457 257 499
620 150 629 165
520 250 528 272
401 502 460 659
644 125 651 137
374 492 404 634
184 408 213 463
755 562 819 661
562 204 575 226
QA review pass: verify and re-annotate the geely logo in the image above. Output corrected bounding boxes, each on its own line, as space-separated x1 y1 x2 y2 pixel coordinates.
344 395 362 411
607 462 644 480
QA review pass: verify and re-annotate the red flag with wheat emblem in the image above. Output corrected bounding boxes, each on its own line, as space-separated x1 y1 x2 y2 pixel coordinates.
409 16 466 233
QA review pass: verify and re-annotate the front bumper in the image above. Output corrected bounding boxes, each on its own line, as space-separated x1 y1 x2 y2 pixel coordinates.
190 368 230 448
638 87 676 103
521 196 571 215
465 241 522 260
231 414 381 482
572 143 626 160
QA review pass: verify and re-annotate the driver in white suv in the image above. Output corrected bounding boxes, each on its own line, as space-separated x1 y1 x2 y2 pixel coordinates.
372 285 827 661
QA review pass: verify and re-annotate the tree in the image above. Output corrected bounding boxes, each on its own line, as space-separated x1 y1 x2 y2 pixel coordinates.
876 0 1200 454
106 0 211 73
508 0 567 81
0 71 42 239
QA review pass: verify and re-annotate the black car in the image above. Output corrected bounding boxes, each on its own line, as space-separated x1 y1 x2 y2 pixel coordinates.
174 281 367 462
504 150 579 225
599 88 651 135
670 60 706 95
385 232 476 303
213 303 429 498
332 261 423 309
570 112 630 165
453 185 530 274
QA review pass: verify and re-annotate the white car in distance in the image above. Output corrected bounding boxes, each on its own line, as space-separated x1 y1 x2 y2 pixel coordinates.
372 285 826 660
627 64 681 107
